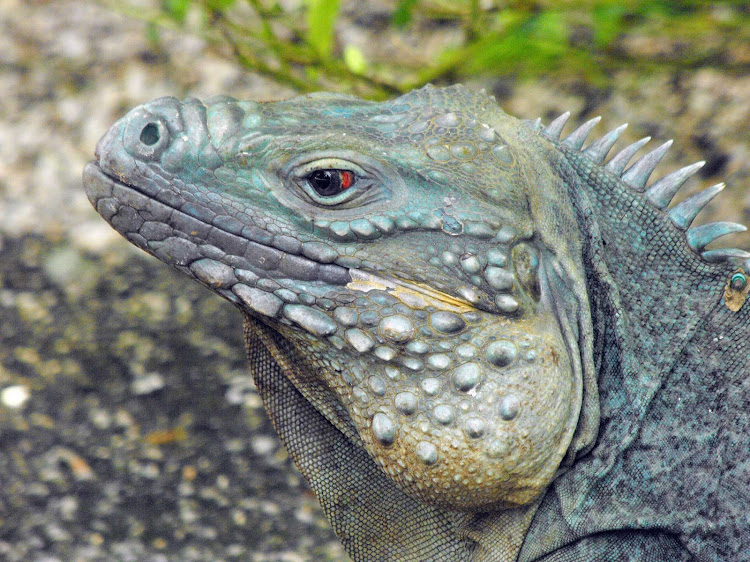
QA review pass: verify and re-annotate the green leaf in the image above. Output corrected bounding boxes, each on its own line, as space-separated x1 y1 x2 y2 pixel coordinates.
393 0 418 27
206 0 236 10
343 45 367 74
146 21 161 44
305 0 341 59
592 3 628 48
163 0 191 23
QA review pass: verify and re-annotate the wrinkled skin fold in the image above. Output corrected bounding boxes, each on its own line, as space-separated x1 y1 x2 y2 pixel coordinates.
84 85 749 561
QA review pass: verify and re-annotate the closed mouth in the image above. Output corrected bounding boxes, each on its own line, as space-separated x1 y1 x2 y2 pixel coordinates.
82 161 352 287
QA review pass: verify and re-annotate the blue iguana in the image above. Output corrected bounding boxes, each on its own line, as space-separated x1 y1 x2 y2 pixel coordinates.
83 85 750 561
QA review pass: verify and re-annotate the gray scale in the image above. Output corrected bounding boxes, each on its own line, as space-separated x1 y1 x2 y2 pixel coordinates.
298 293 316 306
426 145 451 162
378 314 415 343
232 284 283 317
406 341 430 354
190 258 235 288
353 387 369 404
429 311 466 333
368 376 387 397
475 123 496 142
432 405 454 425
492 144 513 164
301 241 338 263
486 340 518 367
487 439 510 458
274 288 298 303
463 222 495 238
496 226 516 243
495 295 520 313
452 362 482 392
458 286 480 303
344 328 375 353
415 441 439 465
464 417 486 438
394 392 418 415
421 378 441 396
401 357 423 371
384 366 401 380
426 354 452 370
499 394 521 421
450 142 477 160
359 310 380 326
371 413 396 446
375 346 397 361
316 298 335 310
282 304 338 337
441 251 458 266
235 268 259 285
460 255 481 274
456 343 477 359
434 112 460 127
485 266 515 291
333 306 358 327
328 335 346 351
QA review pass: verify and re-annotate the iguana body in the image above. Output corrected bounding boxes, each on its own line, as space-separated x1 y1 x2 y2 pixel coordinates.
83 85 750 561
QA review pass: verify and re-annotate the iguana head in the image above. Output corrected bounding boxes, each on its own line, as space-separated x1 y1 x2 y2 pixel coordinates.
83 85 596 510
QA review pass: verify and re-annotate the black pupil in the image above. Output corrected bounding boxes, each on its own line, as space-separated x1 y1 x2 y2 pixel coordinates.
309 170 342 196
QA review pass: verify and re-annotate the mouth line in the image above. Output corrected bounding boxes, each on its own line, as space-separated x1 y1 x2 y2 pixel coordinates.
84 162 480 315
83 161 352 287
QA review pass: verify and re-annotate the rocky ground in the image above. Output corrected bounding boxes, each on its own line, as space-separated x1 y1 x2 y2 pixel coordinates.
0 1 748 560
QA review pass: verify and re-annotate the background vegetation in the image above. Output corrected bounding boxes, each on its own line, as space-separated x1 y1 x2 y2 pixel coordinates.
109 0 750 99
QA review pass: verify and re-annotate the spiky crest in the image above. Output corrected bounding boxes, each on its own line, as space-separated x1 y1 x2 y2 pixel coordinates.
540 112 750 266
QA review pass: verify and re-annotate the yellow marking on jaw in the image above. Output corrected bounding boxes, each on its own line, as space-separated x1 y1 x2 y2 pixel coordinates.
347 269 475 313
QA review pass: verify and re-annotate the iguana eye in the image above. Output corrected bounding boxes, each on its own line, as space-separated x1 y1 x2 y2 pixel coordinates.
291 158 374 207
306 169 355 197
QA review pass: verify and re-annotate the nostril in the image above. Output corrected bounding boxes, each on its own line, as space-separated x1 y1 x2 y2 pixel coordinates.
140 122 161 146
123 110 170 159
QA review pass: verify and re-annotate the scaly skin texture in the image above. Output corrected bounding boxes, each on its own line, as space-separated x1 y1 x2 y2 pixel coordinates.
84 85 749 561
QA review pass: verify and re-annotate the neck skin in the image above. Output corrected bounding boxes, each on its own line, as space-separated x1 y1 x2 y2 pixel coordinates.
549 143 727 475
454 500 542 561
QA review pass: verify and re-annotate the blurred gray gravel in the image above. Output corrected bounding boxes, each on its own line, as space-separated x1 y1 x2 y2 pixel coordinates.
0 1 748 560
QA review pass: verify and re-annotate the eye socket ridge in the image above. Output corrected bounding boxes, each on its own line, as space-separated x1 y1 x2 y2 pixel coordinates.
306 169 355 197
288 155 381 208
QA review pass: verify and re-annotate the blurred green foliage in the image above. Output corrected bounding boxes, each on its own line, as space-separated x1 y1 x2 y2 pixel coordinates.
108 0 750 99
